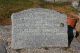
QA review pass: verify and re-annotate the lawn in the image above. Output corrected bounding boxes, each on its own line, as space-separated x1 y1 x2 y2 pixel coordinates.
0 0 79 25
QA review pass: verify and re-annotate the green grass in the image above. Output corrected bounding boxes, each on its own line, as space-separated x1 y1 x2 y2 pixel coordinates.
0 0 79 19
0 0 79 25
0 0 43 18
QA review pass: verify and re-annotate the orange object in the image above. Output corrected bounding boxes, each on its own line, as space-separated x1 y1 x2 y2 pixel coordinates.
67 16 77 28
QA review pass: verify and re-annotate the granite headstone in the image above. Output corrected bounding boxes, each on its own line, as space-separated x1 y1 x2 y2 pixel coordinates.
72 1 79 9
11 8 68 49
44 0 69 3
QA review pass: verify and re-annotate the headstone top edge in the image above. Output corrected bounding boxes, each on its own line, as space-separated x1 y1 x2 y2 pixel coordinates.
11 8 67 19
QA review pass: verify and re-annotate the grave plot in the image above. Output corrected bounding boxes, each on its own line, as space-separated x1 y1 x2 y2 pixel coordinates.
11 8 68 49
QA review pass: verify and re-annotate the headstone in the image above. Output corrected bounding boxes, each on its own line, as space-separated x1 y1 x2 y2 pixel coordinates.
44 0 55 3
0 44 7 53
11 8 68 49
0 41 7 53
72 1 79 9
44 0 69 3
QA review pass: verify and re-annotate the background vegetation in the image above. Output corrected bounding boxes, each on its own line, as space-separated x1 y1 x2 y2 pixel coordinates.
0 0 79 25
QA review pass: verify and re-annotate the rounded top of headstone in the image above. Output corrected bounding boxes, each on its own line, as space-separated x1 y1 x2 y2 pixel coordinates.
11 8 66 20
11 8 67 49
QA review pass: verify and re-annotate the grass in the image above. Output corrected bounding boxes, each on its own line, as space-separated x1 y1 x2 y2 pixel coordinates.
0 0 79 25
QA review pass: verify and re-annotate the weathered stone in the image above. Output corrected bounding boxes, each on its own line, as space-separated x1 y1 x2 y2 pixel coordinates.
11 8 68 49
0 40 7 53
72 1 79 9
44 0 69 3
0 44 7 53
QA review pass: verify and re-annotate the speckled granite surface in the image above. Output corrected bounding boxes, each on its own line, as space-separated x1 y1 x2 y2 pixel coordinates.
11 8 68 49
